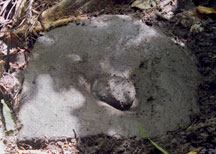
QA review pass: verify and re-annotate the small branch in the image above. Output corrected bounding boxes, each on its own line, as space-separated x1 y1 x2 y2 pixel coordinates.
6 0 17 20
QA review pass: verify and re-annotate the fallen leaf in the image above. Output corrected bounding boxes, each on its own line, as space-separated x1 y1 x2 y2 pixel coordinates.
196 5 216 15
187 147 203 154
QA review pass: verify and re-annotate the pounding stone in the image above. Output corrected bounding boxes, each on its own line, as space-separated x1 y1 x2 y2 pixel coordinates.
17 15 200 140
92 75 136 110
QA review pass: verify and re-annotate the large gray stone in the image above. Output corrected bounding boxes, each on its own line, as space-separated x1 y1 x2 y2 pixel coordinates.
17 15 200 140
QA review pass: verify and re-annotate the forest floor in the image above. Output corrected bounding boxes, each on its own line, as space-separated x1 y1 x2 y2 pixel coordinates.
1 0 216 154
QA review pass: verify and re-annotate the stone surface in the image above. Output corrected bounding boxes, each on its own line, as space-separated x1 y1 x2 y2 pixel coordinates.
17 15 200 140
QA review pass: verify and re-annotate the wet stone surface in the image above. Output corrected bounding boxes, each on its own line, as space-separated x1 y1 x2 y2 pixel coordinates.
17 15 200 141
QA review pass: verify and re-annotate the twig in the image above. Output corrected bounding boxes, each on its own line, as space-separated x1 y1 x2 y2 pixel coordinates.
5 32 11 72
24 0 34 43
73 129 77 140
0 0 11 16
6 0 17 20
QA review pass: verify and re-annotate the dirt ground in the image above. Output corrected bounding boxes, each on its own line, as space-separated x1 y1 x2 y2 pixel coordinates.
1 0 216 153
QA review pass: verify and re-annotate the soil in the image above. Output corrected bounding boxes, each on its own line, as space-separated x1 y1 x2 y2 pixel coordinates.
1 0 216 154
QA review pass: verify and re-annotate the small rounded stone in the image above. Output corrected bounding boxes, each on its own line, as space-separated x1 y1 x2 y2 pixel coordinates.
92 76 136 110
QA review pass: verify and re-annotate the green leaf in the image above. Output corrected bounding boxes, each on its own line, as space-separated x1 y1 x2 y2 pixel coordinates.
136 124 168 154
1 99 15 135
